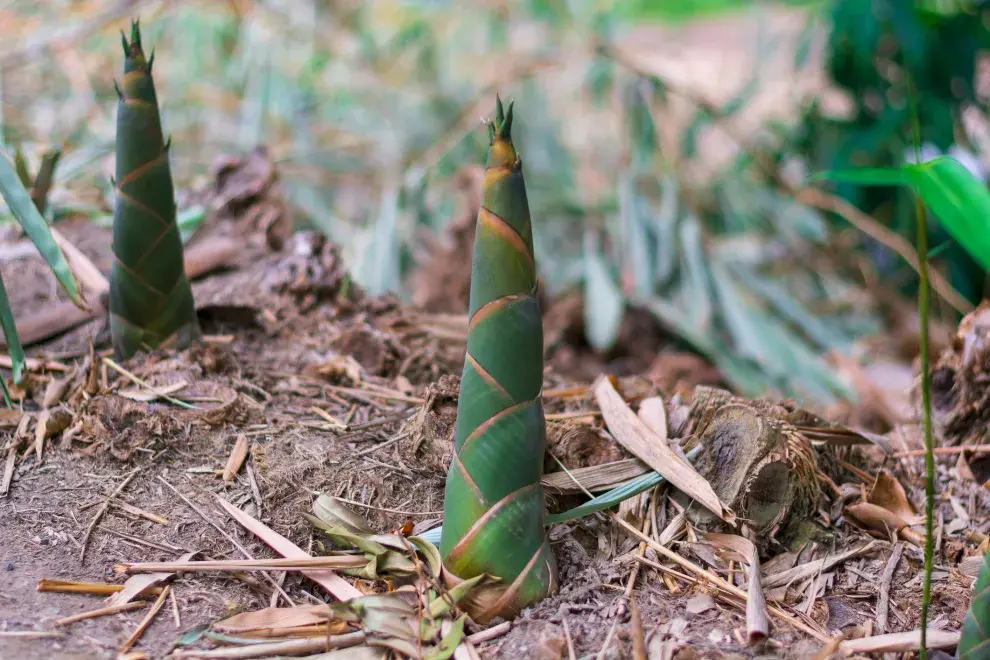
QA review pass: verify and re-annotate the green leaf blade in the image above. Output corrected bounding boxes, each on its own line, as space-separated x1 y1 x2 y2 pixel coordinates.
0 150 82 306
906 157 990 271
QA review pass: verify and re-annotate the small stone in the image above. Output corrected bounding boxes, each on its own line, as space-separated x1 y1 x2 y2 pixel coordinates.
685 593 716 616
3 560 13 571
707 629 726 644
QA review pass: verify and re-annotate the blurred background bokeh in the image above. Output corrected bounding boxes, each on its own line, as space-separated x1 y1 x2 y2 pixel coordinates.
1 0 988 407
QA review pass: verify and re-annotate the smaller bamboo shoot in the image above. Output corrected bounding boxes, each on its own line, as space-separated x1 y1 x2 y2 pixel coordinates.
109 20 199 360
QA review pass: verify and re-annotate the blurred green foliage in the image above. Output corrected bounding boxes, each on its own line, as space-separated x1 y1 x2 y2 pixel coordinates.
0 0 986 406
800 0 990 303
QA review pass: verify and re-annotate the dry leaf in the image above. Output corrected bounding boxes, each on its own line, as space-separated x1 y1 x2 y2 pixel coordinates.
212 494 362 601
118 380 189 403
685 593 715 615
845 503 924 546
637 397 668 438
762 542 877 589
869 471 923 525
214 605 333 632
105 551 200 607
593 376 727 521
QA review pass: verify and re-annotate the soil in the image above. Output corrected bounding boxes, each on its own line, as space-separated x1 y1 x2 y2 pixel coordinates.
1 208 987 660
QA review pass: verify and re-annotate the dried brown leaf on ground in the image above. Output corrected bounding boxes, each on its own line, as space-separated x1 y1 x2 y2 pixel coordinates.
868 470 923 526
212 494 363 601
845 502 924 546
105 552 199 608
593 375 727 520
212 605 337 633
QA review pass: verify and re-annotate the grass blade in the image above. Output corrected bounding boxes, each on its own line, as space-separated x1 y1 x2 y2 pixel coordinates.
0 149 83 307
0 272 23 389
546 446 703 524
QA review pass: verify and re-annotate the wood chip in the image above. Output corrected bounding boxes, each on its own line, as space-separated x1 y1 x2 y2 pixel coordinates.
875 542 904 634
54 600 148 627
593 376 727 521
222 435 250 482
119 585 172 654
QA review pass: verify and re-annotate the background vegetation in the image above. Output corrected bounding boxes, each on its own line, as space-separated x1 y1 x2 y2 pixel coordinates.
1 0 987 405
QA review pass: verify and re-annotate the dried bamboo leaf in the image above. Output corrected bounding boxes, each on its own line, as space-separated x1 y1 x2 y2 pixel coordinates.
762 542 877 589
212 494 362 601
213 605 333 633
869 470 923 526
593 376 727 520
541 458 650 493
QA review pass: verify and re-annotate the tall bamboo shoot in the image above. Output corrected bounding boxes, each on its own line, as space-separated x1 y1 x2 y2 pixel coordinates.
439 97 557 623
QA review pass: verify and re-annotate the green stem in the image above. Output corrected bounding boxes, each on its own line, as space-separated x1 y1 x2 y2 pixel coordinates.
908 72 935 660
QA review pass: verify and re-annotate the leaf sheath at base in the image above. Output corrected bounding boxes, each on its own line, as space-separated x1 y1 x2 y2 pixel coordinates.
439 97 558 623
109 21 199 360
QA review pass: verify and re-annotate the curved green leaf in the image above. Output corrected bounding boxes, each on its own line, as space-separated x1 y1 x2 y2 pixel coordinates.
0 272 23 389
906 157 990 271
0 149 83 306
809 167 908 187
959 549 990 659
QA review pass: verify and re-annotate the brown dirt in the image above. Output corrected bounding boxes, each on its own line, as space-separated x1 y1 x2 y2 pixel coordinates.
1 215 986 660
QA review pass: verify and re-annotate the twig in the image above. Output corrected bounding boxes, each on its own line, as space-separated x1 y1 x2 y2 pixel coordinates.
79 468 140 563
169 632 367 658
796 187 971 315
612 515 830 642
894 444 990 458
54 601 147 627
169 587 181 628
103 358 197 409
563 619 577 660
876 542 904 634
118 556 368 574
466 622 511 645
321 494 442 517
119 584 171 654
157 476 293 605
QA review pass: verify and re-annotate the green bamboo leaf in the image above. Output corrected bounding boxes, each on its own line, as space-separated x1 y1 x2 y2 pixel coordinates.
546 446 703 524
583 231 624 352
423 614 466 660
906 157 990 271
0 149 82 306
0 272 23 389
959 550 990 659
